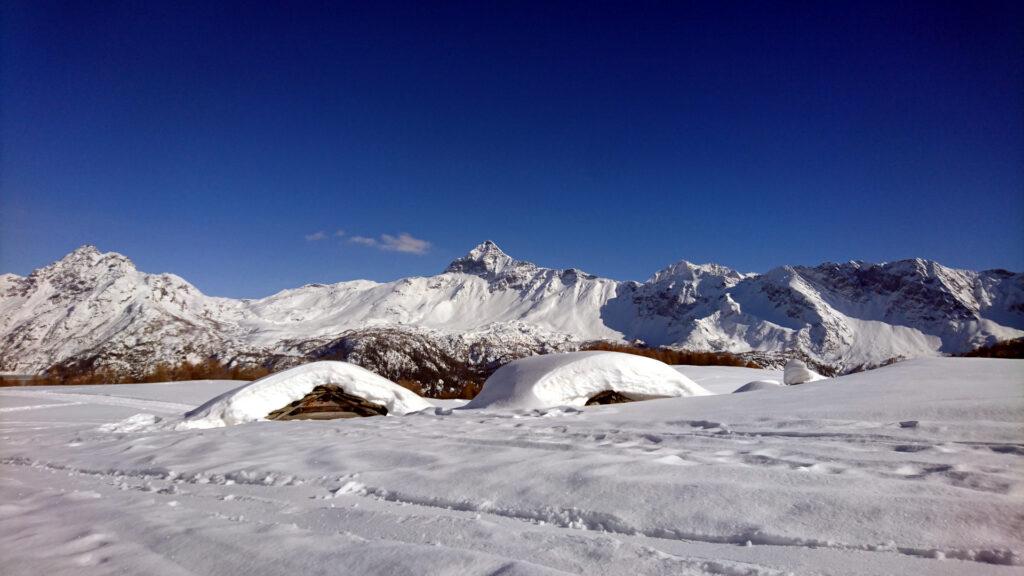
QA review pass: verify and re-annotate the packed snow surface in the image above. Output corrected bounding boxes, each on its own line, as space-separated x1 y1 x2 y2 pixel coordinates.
465 351 711 410
1 358 1023 576
182 361 431 428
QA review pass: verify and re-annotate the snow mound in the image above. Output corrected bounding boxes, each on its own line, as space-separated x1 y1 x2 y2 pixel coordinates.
465 351 710 410
181 361 431 428
784 359 827 385
732 379 783 393
98 413 164 432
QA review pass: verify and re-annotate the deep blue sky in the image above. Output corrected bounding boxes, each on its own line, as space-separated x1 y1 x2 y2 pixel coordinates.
2 1 1022 297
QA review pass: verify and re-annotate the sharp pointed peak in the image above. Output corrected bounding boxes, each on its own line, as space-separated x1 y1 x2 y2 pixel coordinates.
467 240 507 258
445 240 522 276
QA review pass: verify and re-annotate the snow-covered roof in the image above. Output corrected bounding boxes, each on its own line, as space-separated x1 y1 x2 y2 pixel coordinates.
464 351 710 410
181 361 431 428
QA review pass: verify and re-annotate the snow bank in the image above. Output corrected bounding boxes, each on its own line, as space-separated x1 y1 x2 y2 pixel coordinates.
465 351 710 410
181 361 431 428
732 379 782 393
783 359 827 385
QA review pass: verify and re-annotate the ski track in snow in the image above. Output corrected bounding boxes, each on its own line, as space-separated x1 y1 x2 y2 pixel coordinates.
0 402 84 413
1 358 1022 575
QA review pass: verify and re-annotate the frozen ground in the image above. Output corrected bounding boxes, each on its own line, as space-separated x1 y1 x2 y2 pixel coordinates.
1 358 1022 575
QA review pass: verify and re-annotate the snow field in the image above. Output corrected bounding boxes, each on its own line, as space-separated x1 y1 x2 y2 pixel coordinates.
0 357 1021 575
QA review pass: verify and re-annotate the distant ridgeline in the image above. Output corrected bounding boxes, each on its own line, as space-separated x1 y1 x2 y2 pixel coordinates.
1 243 1021 395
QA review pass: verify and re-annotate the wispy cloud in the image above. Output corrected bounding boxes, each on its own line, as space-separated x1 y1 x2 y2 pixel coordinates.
306 229 345 242
349 235 378 247
380 233 431 254
348 232 431 255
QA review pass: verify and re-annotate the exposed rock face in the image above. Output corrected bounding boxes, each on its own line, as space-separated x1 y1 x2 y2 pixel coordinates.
2 242 1022 381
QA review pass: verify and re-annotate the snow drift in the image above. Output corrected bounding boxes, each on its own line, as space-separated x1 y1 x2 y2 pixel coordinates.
181 361 431 428
732 379 783 393
465 351 710 410
783 359 827 385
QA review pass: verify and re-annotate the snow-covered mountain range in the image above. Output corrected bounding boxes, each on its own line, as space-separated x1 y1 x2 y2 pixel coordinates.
2 242 1022 378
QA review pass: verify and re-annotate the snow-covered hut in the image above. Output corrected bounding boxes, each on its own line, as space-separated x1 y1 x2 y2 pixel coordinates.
464 351 710 410
182 361 431 428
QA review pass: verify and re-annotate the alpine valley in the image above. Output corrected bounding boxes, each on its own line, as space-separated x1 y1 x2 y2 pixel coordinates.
2 242 1022 387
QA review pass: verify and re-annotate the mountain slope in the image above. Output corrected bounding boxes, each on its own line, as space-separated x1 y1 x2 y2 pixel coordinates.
2 242 1021 377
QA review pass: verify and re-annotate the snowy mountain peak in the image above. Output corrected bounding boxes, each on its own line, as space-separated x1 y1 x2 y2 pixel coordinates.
463 240 511 264
647 260 743 284
34 245 137 283
49 244 103 269
469 239 504 257
70 244 101 257
445 240 521 277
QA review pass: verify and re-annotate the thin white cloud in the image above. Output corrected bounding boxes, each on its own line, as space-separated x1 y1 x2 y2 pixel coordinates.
380 233 431 254
334 229 346 237
349 235 378 247
348 232 431 255
305 231 328 241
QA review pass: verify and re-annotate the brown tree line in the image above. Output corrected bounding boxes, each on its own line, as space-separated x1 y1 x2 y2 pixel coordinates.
956 337 1024 359
581 341 761 368
3 359 270 387
4 343 758 396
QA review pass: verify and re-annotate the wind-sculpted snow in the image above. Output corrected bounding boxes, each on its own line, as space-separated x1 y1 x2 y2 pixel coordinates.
465 351 710 410
1 358 1022 575
782 358 827 385
2 243 1022 379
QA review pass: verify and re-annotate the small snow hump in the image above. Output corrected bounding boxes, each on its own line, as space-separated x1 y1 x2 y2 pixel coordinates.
464 351 711 411
783 359 827 385
732 380 783 393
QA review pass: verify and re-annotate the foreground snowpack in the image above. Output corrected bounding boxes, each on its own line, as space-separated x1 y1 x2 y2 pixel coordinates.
1 357 1022 575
